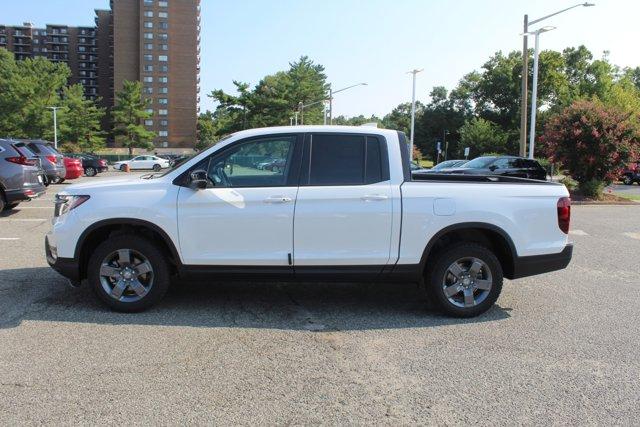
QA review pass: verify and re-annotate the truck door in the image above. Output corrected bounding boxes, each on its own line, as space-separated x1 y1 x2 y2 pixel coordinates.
177 134 302 267
293 133 393 269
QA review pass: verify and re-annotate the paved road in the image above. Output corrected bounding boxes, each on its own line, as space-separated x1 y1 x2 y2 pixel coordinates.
1 174 639 424
609 183 640 197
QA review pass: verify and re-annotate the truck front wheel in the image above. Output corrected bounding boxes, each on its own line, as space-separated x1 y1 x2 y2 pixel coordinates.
425 243 503 318
87 235 171 312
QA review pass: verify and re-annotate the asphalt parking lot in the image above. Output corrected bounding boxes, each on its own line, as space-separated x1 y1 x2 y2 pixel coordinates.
1 172 639 424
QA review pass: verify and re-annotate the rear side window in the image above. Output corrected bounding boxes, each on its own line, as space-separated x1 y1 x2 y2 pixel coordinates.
14 143 37 158
309 134 365 185
27 143 42 153
306 134 389 186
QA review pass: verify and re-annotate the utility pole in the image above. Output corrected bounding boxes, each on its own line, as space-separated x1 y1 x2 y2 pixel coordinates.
298 102 304 125
294 112 299 126
328 88 333 125
443 130 449 161
407 69 423 161
48 106 60 149
519 3 595 157
519 14 529 157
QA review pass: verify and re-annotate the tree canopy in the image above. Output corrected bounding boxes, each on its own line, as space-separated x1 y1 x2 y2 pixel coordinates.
112 80 155 155
0 48 106 150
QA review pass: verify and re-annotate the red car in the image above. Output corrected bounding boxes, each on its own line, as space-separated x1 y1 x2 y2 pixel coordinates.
63 157 83 181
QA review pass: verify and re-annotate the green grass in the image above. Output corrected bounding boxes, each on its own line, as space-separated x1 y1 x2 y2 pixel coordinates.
418 159 434 168
615 193 640 201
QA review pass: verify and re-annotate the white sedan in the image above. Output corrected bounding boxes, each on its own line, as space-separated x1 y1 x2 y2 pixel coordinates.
113 155 171 171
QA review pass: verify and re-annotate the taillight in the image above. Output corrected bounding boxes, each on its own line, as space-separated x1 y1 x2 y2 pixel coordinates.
46 155 57 165
5 156 37 166
557 197 571 234
99 160 107 166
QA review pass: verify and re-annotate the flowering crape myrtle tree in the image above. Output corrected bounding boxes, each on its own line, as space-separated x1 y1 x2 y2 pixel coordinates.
540 100 639 198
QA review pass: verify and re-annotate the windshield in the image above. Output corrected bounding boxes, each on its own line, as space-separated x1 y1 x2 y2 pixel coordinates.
432 160 462 170
462 156 496 169
145 134 235 179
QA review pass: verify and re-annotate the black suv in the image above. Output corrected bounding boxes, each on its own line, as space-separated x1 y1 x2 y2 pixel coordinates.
621 163 639 185
438 156 547 181
64 153 108 177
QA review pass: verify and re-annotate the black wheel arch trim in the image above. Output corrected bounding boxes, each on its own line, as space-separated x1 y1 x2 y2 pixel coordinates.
74 218 182 266
417 222 518 277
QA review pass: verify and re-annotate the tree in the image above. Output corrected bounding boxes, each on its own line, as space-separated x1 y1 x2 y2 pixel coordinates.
58 84 105 152
196 111 218 150
207 56 329 138
112 80 155 155
539 99 640 198
0 48 70 139
459 117 511 157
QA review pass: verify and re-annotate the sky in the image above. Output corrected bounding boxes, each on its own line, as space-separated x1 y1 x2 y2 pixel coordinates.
2 0 638 118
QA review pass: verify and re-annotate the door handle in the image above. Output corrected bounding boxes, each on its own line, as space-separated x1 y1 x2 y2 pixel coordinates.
264 196 292 203
361 194 388 201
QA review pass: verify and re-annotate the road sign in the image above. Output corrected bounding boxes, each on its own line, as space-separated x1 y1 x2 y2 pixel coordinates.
464 147 470 158
437 141 441 152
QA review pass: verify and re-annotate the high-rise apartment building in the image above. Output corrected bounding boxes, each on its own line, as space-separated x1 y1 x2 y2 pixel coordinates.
0 0 200 149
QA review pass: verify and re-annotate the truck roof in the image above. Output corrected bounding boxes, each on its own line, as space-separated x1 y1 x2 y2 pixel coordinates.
230 125 400 139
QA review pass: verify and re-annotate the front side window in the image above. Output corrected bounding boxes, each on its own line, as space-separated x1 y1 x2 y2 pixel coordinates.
205 137 295 188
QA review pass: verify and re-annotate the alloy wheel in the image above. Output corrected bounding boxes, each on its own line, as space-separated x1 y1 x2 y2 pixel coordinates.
99 248 154 302
441 257 493 308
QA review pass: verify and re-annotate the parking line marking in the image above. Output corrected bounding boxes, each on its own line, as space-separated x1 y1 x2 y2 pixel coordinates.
570 229 589 236
0 218 47 222
623 232 640 240
15 206 52 209
0 237 20 241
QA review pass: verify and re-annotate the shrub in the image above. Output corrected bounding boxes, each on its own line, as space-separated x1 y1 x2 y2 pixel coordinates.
579 179 606 200
559 176 578 192
539 99 639 198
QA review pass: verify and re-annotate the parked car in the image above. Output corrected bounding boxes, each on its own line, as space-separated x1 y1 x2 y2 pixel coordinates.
0 139 46 210
621 162 639 185
24 140 66 185
64 153 108 177
421 159 468 172
63 157 84 181
46 126 572 318
263 158 286 172
113 155 171 171
433 156 547 181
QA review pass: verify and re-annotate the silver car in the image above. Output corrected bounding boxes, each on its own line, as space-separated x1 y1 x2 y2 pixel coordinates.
0 139 46 211
24 140 66 184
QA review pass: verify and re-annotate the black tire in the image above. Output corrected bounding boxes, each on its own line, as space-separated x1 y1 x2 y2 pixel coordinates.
58 178 65 184
85 166 97 177
425 242 503 318
0 190 5 211
87 235 171 312
4 202 19 211
622 175 633 185
120 164 127 172
153 164 161 172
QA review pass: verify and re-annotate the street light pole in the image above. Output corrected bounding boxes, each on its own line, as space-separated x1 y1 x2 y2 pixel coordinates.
519 2 595 156
407 69 423 161
328 83 367 125
519 14 529 157
526 27 554 159
48 106 60 149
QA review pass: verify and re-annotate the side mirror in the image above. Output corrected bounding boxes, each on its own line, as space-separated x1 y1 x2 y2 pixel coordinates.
190 169 209 189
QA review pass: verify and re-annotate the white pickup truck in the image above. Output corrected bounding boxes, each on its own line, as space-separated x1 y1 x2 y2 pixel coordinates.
46 126 573 317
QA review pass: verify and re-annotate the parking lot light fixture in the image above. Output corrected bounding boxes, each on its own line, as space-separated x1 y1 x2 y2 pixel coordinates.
519 3 595 157
47 106 60 149
328 83 367 125
523 26 555 159
407 69 423 161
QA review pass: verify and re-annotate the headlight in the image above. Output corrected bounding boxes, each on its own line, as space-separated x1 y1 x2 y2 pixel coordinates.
54 194 90 217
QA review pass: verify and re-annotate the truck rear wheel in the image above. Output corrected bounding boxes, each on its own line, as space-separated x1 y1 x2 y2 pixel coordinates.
87 235 170 312
425 242 503 318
